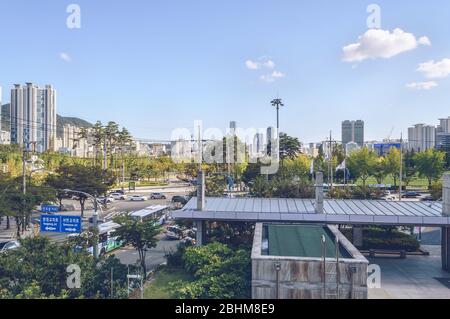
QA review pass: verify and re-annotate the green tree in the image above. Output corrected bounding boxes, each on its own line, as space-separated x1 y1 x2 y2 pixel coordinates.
113 215 162 277
45 164 116 216
171 243 251 299
0 236 127 299
372 157 386 184
414 149 446 189
384 148 401 187
347 147 377 186
279 133 302 162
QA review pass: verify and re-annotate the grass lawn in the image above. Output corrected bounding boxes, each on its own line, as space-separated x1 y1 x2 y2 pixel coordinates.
355 175 431 189
144 267 192 299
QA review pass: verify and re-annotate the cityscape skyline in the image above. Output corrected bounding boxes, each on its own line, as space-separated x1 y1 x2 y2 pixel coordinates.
1 1 450 143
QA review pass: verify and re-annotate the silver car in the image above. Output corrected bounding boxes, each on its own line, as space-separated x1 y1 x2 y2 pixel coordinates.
0 240 20 253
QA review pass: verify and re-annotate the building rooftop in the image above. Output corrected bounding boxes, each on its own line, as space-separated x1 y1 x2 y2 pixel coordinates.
173 197 449 226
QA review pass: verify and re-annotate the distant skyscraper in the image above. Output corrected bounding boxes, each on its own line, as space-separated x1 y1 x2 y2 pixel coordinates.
342 120 364 146
408 123 435 151
253 132 264 155
11 83 57 152
436 117 450 149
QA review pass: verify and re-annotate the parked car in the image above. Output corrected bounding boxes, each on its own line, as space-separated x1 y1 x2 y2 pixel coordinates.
402 191 421 198
129 195 147 201
150 192 166 200
109 193 127 200
172 195 189 205
421 195 435 202
0 240 20 253
97 196 115 204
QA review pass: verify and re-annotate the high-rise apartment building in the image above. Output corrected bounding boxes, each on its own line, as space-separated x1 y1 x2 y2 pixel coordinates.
10 83 57 152
408 123 436 151
342 120 364 146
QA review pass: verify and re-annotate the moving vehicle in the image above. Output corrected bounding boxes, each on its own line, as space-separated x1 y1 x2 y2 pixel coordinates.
109 193 127 200
172 195 189 205
69 221 124 256
402 191 421 199
0 240 20 253
97 196 115 204
111 189 126 195
129 195 148 201
130 205 169 225
150 192 166 200
166 225 185 240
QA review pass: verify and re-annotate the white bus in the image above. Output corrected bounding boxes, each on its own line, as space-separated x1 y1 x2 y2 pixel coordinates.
130 205 169 225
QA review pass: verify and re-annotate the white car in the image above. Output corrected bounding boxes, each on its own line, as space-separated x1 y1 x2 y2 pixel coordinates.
97 196 115 204
129 195 147 201
109 193 127 200
0 240 20 253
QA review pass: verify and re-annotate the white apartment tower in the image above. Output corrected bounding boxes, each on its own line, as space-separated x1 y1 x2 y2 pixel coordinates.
11 83 57 152
408 123 436 152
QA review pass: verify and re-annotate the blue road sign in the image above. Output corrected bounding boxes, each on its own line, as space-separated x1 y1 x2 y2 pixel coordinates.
41 205 59 213
40 215 81 233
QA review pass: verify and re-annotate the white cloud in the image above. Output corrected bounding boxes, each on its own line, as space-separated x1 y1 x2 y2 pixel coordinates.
245 59 260 70
406 81 438 90
342 28 431 63
260 71 286 82
246 57 276 70
417 58 450 79
59 52 72 62
263 60 275 69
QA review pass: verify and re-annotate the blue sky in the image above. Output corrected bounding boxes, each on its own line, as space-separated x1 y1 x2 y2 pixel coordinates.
1 0 450 143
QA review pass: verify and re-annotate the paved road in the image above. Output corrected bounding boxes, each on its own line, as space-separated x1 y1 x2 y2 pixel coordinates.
37 183 192 271
113 237 180 272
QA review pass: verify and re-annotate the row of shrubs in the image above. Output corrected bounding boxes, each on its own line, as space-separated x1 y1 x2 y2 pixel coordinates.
342 227 421 252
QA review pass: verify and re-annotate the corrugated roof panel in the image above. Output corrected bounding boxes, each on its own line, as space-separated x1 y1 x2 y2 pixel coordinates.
392 202 421 216
243 198 255 212
351 201 376 216
261 199 272 213
361 201 388 216
403 201 435 217
278 199 288 213
286 199 298 213
377 200 405 216
328 200 347 215
323 201 336 215
254 198 263 213
303 199 316 214
341 200 365 215
416 201 442 216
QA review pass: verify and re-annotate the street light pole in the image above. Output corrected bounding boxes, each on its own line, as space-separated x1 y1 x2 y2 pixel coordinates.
62 189 101 259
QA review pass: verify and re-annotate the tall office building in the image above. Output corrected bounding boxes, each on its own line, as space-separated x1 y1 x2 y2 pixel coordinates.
10 83 57 153
408 123 436 151
342 120 364 146
436 117 450 149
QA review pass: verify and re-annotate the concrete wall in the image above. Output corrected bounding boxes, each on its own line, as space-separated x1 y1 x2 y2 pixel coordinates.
252 224 369 299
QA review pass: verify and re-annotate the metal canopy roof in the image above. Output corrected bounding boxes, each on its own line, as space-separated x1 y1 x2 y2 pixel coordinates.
172 197 449 226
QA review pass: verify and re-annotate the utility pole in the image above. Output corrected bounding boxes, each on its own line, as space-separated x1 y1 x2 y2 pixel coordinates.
103 137 107 170
93 196 99 259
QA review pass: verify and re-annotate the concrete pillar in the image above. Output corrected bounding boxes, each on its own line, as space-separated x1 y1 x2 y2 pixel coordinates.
315 171 324 214
353 226 364 249
195 170 206 246
197 170 205 211
195 221 204 247
442 174 450 271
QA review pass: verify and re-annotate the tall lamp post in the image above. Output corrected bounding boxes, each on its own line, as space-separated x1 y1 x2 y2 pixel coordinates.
271 98 284 136
271 98 284 169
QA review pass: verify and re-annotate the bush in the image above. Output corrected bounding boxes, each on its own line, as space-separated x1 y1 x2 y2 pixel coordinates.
342 227 420 252
170 243 251 299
